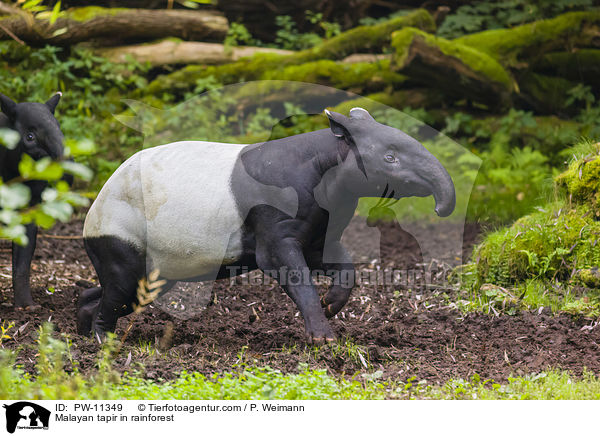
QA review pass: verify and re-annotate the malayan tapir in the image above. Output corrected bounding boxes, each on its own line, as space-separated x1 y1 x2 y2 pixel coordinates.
0 93 64 309
78 108 455 343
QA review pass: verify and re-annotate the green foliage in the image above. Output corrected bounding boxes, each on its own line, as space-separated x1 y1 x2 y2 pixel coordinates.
274 15 323 51
438 0 596 38
224 22 259 47
439 371 600 400
0 132 94 244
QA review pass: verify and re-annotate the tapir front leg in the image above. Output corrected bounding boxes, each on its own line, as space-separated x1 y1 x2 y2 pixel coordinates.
308 241 355 318
12 223 38 309
256 238 335 343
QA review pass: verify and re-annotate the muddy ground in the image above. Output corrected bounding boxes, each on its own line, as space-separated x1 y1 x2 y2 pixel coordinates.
1 217 600 385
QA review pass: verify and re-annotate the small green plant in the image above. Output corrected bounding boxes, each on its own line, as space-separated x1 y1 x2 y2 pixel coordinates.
0 321 15 347
274 15 322 50
224 22 259 47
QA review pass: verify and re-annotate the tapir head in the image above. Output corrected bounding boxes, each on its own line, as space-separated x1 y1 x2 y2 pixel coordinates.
0 93 64 160
325 107 456 217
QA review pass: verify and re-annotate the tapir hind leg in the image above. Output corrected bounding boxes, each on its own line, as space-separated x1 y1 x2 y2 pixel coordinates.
76 287 102 335
12 223 39 309
82 236 146 338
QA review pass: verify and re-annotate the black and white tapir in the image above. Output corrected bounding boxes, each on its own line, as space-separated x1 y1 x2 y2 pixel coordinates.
0 93 64 309
78 107 455 343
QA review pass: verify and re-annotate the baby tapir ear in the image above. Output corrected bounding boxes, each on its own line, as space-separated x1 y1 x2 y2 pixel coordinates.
325 109 352 139
45 92 62 114
0 94 17 120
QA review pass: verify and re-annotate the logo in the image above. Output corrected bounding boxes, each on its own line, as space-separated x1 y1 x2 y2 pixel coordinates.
3 402 50 433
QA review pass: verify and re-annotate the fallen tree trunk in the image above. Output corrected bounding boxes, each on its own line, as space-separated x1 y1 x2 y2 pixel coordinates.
144 58 407 98
391 27 514 110
0 5 228 46
455 11 600 68
142 9 434 96
97 40 293 66
292 8 435 63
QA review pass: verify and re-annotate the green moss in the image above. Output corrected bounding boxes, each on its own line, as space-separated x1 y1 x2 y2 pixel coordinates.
474 142 600 287
65 6 127 22
143 52 287 96
555 145 600 213
297 9 435 62
391 27 513 88
575 268 600 288
456 11 600 67
145 57 407 98
262 59 406 92
474 204 600 286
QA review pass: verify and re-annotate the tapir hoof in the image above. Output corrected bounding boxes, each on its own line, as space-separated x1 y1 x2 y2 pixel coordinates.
320 295 344 319
309 335 337 346
305 321 336 345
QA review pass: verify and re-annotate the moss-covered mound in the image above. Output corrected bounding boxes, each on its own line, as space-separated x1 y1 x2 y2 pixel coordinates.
556 149 600 215
475 205 600 286
474 142 600 287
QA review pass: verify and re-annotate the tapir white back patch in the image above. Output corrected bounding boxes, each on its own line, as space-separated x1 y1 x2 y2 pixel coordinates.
84 141 246 280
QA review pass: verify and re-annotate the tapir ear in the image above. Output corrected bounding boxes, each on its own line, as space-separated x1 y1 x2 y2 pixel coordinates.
349 107 375 121
45 92 62 114
0 94 17 120
325 109 352 139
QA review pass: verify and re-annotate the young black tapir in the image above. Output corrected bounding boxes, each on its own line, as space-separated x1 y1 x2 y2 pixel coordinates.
78 107 455 343
0 93 64 309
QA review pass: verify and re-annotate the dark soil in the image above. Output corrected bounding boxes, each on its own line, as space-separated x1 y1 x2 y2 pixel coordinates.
1 218 600 385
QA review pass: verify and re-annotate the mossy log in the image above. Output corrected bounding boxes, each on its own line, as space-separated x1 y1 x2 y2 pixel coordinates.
144 58 408 100
455 11 600 69
391 27 514 110
533 49 600 89
261 59 407 94
142 9 434 96
0 6 228 46
291 9 435 64
96 40 293 66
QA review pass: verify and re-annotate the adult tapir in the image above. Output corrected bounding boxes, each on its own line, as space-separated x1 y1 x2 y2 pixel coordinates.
0 93 64 309
79 108 455 343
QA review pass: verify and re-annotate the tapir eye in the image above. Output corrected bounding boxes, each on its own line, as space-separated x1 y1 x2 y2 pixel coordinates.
384 154 395 163
25 133 35 142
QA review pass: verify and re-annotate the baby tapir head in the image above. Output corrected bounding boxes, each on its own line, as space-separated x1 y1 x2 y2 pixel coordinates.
0 93 64 160
325 107 456 217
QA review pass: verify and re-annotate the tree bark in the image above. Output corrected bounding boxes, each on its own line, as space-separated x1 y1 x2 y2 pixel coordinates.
0 5 228 46
97 40 293 66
